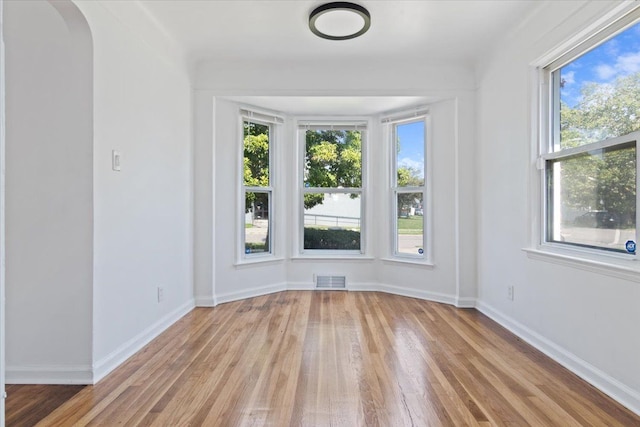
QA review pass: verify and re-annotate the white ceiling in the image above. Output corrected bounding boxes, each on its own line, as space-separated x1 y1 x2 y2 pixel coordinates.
136 0 540 114
138 0 540 66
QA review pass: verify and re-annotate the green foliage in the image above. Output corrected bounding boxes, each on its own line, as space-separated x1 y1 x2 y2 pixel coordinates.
303 228 361 250
397 166 423 187
245 242 267 253
304 130 362 209
559 73 638 225
244 121 269 208
397 216 423 235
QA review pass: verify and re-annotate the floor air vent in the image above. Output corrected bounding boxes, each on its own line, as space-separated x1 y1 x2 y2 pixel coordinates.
315 275 346 289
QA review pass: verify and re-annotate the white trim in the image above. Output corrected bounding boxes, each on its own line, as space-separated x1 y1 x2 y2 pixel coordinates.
543 4 640 72
240 107 284 125
297 120 367 131
214 282 287 306
240 117 277 262
297 121 368 256
346 282 381 292
215 281 457 306
6 365 93 385
195 296 216 307
380 106 430 124
0 0 5 420
92 299 195 383
287 281 456 304
286 282 315 291
523 247 640 282
534 9 640 260
475 300 640 416
543 131 640 160
531 2 639 68
387 112 431 263
234 256 285 268
376 284 455 304
454 297 476 308
315 281 457 304
380 257 435 268
290 255 375 262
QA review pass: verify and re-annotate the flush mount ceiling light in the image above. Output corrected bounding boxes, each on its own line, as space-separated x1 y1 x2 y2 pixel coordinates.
309 2 371 41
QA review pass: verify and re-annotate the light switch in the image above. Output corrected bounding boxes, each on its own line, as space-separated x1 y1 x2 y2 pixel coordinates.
112 150 121 171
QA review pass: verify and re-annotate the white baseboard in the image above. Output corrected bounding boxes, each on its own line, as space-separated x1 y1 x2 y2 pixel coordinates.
455 297 477 308
348 282 382 292
376 283 456 305
476 300 640 416
288 281 458 305
214 283 287 305
195 296 216 307
92 298 195 383
286 282 315 291
6 365 93 385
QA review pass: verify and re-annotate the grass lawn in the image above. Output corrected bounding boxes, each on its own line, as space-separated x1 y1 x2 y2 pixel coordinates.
397 216 423 235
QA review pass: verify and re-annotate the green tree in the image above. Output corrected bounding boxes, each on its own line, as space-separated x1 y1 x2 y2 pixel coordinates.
304 130 362 209
243 122 269 209
559 72 639 226
396 166 423 218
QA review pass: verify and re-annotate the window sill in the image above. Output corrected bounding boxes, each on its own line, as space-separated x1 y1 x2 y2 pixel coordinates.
290 255 375 262
380 257 435 268
234 257 285 268
523 247 640 282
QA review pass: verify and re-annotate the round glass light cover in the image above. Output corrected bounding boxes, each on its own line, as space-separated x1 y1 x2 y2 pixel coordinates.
314 9 366 38
309 3 370 40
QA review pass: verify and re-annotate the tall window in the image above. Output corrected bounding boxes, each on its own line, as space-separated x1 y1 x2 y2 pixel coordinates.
391 116 427 258
242 119 273 256
300 123 365 252
542 15 640 254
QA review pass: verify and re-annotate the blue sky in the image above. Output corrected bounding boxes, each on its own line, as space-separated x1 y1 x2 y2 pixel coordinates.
561 21 640 107
397 120 425 180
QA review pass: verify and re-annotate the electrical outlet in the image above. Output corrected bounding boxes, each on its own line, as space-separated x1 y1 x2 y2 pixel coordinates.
508 285 514 301
157 287 164 303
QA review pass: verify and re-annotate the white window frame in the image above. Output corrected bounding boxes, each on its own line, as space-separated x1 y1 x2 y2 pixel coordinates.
297 120 367 256
238 109 283 262
385 111 432 262
536 8 640 261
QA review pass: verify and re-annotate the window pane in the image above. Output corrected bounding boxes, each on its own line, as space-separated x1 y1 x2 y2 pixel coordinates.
547 143 636 252
304 130 362 188
244 121 269 187
303 193 361 250
557 21 640 150
245 191 270 254
396 121 425 187
396 192 424 256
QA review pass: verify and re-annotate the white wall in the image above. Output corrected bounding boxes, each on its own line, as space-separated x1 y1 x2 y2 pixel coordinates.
193 59 477 306
476 0 640 414
0 0 6 419
73 1 194 380
376 97 476 305
212 99 288 303
4 0 93 383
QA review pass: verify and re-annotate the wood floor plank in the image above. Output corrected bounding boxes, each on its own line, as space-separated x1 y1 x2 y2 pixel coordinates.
5 291 639 426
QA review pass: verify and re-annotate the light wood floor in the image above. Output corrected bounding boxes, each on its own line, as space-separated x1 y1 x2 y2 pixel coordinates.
7 291 640 426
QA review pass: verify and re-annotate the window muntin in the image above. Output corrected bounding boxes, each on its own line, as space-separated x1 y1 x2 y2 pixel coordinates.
542 14 640 255
243 119 273 257
391 117 427 258
301 125 365 253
